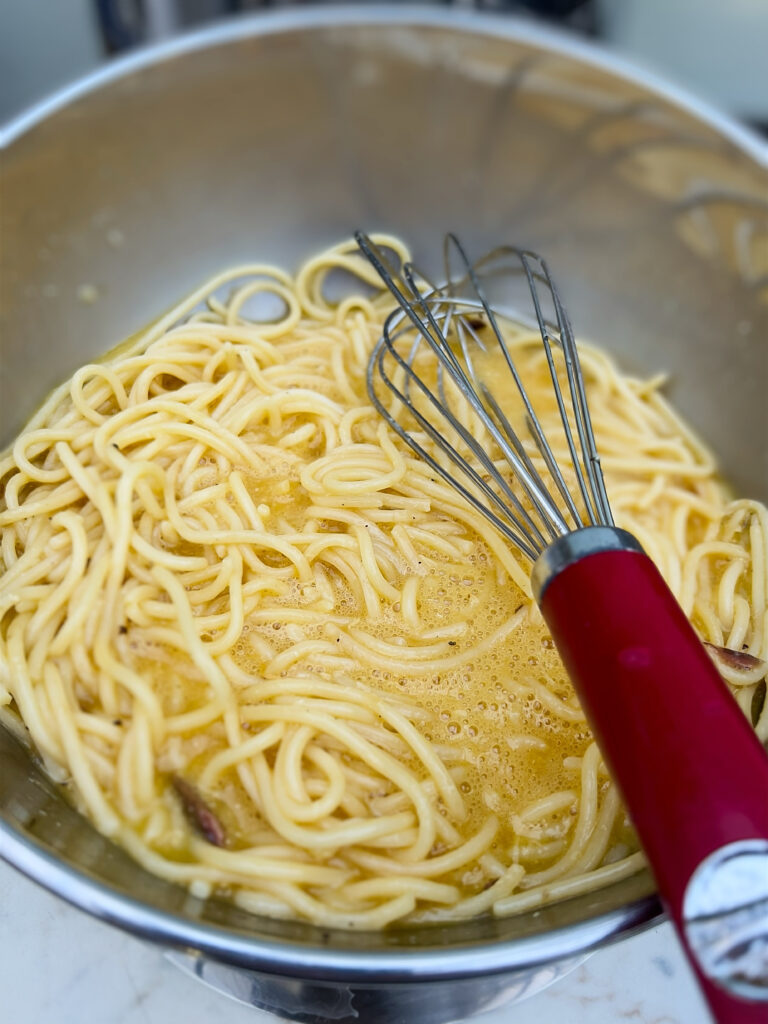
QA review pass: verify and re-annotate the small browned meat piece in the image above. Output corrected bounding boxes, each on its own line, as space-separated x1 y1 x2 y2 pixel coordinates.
703 642 766 673
171 776 227 847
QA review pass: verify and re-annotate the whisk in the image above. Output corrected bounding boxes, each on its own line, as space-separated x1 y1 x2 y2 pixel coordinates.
355 232 768 1022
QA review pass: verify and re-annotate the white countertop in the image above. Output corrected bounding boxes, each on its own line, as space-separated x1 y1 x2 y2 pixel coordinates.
0 859 714 1024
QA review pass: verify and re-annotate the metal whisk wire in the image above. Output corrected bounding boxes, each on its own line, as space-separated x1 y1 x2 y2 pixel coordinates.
356 231 613 561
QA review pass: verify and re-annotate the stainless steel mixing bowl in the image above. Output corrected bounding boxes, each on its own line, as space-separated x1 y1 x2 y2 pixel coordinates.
1 9 766 1023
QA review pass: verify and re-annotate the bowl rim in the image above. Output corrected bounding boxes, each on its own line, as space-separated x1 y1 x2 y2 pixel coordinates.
0 813 659 980
1 4 766 165
4 3 760 982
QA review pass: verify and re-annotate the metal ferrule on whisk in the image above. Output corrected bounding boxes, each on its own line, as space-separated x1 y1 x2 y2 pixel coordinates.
530 526 644 601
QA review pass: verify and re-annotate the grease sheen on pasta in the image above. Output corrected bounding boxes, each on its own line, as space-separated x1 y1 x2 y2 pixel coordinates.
1 237 766 929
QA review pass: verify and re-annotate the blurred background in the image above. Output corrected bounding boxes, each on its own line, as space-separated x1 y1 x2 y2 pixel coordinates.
2 0 768 131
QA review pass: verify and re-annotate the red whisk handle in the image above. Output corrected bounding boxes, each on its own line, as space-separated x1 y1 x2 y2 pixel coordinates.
534 527 768 1022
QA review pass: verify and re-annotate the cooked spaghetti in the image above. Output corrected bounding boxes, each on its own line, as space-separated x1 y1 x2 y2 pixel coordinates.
1 237 766 928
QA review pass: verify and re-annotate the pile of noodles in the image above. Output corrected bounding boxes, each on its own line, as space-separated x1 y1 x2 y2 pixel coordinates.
1 237 766 928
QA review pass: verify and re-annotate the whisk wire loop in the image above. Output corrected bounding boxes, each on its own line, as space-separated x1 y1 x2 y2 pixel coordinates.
355 231 614 561
370 342 541 560
371 310 545 558
443 236 581 535
452 314 562 531
515 250 594 526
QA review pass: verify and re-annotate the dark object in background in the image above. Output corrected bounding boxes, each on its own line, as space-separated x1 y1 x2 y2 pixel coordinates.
96 0 145 52
480 0 596 33
94 0 597 53
97 0 241 52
